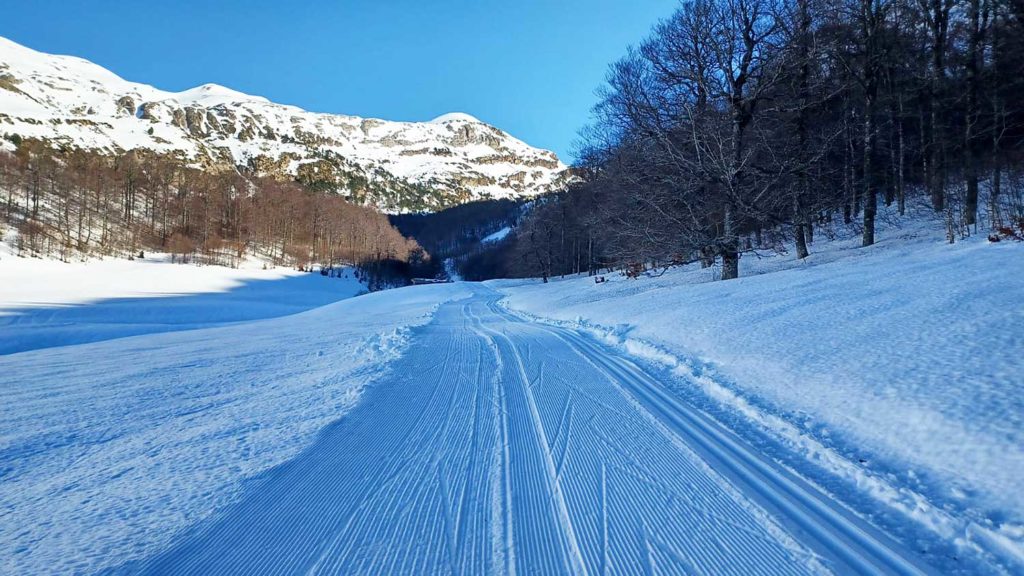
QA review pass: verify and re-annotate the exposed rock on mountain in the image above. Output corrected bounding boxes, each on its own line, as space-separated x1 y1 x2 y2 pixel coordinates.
0 37 571 212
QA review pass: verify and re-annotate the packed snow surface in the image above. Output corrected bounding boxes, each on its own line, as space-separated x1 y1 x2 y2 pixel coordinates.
109 289 928 575
1 213 1020 575
492 218 1024 571
0 277 471 574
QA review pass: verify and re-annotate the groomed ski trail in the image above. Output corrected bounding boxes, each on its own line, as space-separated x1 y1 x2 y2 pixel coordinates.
131 286 934 575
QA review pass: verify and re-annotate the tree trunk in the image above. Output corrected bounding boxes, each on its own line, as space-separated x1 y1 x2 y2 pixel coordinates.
795 0 812 260
991 98 1002 229
861 0 879 247
863 100 876 245
963 0 983 227
989 12 1002 230
927 0 951 212
795 210 809 259
897 94 906 215
722 202 739 280
847 116 860 218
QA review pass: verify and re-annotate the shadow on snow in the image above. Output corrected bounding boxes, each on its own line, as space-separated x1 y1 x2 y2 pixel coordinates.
0 272 361 355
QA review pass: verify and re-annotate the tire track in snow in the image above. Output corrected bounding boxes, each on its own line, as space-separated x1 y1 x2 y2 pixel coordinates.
465 303 517 576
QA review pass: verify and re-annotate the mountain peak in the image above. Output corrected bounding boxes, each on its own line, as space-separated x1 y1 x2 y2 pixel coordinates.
429 112 481 124
173 83 271 106
0 36 571 212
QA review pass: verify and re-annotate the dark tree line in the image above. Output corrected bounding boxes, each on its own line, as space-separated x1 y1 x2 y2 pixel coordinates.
0 138 424 277
391 198 525 279
497 0 1024 281
390 199 523 260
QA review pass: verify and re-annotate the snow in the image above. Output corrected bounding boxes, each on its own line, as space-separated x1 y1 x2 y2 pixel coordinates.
126 289 875 575
0 36 569 208
429 112 482 124
482 225 512 244
0 247 365 354
173 83 271 107
443 257 463 281
491 213 1024 571
2 202 1020 573
0 274 471 574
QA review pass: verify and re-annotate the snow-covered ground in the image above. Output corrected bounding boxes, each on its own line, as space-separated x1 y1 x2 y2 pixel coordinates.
0 272 471 574
481 226 512 244
491 213 1024 571
132 289 924 575
0 247 365 354
1 206 1021 574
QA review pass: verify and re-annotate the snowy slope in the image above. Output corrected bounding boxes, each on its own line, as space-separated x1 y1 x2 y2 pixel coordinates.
0 282 471 575
0 247 367 354
482 225 513 244
3 284 944 575
2 215 1020 574
492 216 1024 571
0 36 571 211
135 290 924 575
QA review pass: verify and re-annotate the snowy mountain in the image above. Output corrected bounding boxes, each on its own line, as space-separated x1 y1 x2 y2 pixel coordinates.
0 36 572 212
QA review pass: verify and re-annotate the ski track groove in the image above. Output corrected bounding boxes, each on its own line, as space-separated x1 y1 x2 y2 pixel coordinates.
538 311 933 575
476 316 590 576
121 287 936 575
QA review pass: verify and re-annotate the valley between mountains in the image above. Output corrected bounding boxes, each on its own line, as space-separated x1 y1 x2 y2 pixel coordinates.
1 230 1021 574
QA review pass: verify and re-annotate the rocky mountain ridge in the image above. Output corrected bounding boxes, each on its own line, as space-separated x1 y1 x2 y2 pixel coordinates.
0 37 571 212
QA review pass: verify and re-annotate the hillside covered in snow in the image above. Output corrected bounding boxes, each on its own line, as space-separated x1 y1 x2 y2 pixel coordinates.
2 213 1021 574
0 36 571 212
490 213 1024 572
2 0 1023 571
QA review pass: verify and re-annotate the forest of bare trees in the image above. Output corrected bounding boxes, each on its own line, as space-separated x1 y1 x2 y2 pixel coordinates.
0 137 424 281
6 0 1024 287
494 0 1024 281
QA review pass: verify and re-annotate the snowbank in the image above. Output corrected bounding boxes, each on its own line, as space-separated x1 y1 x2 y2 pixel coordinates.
491 219 1024 567
0 279 471 574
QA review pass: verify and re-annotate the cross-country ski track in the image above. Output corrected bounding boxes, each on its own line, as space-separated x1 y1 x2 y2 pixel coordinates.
121 286 934 575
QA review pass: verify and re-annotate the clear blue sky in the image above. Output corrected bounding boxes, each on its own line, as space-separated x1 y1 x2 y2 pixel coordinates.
2 0 676 162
